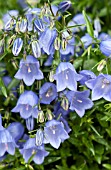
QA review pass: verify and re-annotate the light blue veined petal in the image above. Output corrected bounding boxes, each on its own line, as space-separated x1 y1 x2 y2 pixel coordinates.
12 38 23 56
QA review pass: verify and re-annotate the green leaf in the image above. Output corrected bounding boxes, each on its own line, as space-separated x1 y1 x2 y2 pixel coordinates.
103 164 111 169
82 10 94 37
0 77 7 97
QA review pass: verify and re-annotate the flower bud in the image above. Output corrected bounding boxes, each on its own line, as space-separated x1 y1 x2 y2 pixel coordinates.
49 71 55 82
34 18 44 32
38 110 45 123
26 117 34 131
32 40 41 58
19 81 24 94
54 37 60 50
36 129 44 146
97 59 106 72
19 18 27 33
46 109 53 120
94 18 101 33
12 38 23 56
0 39 4 55
61 97 69 110
58 1 71 12
62 38 67 50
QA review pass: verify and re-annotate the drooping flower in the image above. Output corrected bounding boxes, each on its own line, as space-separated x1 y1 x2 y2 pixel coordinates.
39 28 57 55
86 74 111 101
20 138 49 164
44 119 69 149
11 91 39 119
79 70 96 85
14 55 44 86
12 38 23 56
99 39 111 57
7 122 24 142
34 17 45 32
81 34 93 48
60 31 75 59
53 62 82 92
98 32 111 41
0 115 17 157
67 13 86 33
39 82 57 104
66 90 93 117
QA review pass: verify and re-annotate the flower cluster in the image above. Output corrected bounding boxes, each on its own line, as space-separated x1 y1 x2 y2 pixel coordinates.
1 0 111 166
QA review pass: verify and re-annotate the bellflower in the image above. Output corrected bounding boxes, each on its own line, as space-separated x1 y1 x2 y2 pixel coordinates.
94 18 101 33
12 38 23 56
31 41 41 58
39 28 57 55
20 138 49 164
39 82 57 104
66 90 93 117
81 34 93 48
11 91 39 119
53 62 82 92
0 115 17 157
44 119 69 149
60 31 75 57
14 55 44 86
67 13 86 33
7 122 24 143
34 17 45 32
79 70 96 85
86 74 111 101
99 39 111 57
98 33 111 41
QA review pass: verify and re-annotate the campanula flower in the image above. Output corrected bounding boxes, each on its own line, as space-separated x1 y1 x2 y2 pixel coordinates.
60 31 75 57
14 55 44 86
98 33 111 41
67 13 86 33
0 115 17 157
11 91 39 119
99 39 111 57
53 62 82 92
39 28 57 55
79 70 96 85
7 122 24 142
12 38 23 56
81 34 93 48
44 119 69 149
20 138 49 164
86 74 111 101
39 82 57 104
66 90 93 117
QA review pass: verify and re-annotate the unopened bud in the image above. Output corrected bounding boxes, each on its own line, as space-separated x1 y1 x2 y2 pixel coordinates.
62 38 67 50
49 71 54 82
61 97 69 110
26 117 34 131
97 59 106 72
19 18 27 33
46 109 53 120
32 40 41 58
19 81 24 94
36 129 44 146
38 110 45 123
54 37 60 50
